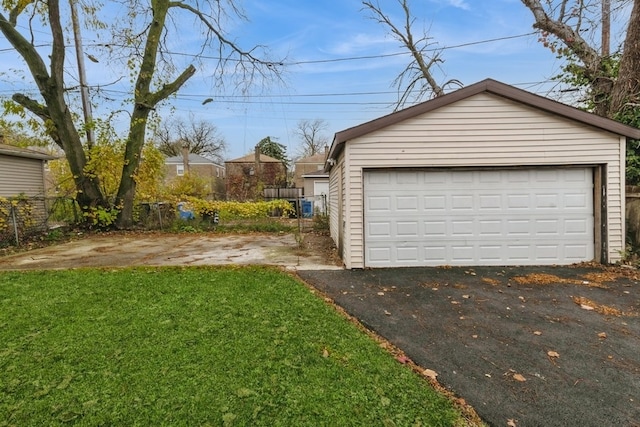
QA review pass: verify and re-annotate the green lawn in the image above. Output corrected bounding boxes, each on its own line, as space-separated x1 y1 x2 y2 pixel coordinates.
0 266 465 426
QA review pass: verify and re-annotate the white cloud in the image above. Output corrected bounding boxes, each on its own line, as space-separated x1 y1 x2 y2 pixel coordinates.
324 33 393 56
447 0 471 10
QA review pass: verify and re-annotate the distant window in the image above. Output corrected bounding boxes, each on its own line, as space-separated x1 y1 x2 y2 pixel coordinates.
177 164 184 176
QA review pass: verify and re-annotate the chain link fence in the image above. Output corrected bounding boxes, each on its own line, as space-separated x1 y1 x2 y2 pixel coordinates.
0 194 329 247
0 197 74 247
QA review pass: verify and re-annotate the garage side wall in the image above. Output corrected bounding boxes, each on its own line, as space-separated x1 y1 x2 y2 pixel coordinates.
329 154 345 260
0 154 46 197
343 93 624 268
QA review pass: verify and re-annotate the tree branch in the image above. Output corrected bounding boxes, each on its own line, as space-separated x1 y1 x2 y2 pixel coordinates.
520 0 600 77
0 11 51 93
362 0 447 108
146 64 196 107
169 1 278 68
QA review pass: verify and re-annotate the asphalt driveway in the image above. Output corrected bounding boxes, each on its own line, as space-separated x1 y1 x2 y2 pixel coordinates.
298 265 640 427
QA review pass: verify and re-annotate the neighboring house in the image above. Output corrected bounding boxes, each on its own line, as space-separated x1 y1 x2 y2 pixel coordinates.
164 153 226 198
325 78 640 269
225 147 287 201
294 151 329 214
0 143 55 228
293 150 327 190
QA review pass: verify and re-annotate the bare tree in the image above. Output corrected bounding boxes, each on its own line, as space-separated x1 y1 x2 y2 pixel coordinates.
521 0 640 119
0 0 282 227
293 119 329 158
362 0 462 110
156 118 226 163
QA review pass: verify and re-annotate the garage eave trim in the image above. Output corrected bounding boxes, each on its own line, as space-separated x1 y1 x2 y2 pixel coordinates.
324 78 640 172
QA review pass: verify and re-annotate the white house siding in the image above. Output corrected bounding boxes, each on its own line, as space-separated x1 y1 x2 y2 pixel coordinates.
0 154 46 197
338 93 624 269
329 159 341 245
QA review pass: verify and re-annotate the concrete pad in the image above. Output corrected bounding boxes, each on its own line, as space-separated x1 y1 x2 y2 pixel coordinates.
0 233 343 271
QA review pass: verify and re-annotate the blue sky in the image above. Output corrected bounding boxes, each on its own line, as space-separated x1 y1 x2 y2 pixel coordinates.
0 0 629 161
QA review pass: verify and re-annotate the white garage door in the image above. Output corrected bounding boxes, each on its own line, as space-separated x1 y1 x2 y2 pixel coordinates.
364 168 594 267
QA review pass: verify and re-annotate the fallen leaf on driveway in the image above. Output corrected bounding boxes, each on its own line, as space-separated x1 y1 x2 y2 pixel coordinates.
533 331 542 336
462 294 470 299
384 310 391 316
513 373 526 382
507 419 517 427
547 351 560 358
395 355 409 364
572 296 626 316
422 369 438 379
377 292 385 296
598 332 607 339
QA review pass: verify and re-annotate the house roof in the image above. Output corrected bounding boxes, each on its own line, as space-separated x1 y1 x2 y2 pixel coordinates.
165 153 222 166
295 152 327 165
326 78 640 170
0 143 55 160
226 153 282 163
302 172 329 179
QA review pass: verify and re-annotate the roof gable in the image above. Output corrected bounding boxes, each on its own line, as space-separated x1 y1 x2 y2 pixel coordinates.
327 79 640 168
226 153 282 163
295 152 327 164
0 144 55 160
165 153 222 166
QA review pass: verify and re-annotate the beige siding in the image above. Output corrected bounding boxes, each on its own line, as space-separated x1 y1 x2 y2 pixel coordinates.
0 154 46 197
343 93 625 268
329 157 343 253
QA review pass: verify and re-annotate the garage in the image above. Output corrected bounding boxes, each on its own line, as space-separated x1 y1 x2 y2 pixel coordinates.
364 168 594 267
325 79 640 269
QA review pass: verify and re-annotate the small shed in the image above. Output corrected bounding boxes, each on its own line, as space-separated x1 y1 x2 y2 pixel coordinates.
325 79 640 269
0 143 55 228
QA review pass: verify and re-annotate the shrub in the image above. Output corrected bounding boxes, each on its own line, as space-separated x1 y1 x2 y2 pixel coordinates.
182 197 295 221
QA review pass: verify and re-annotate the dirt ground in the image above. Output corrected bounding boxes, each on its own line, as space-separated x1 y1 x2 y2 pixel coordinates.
0 231 343 271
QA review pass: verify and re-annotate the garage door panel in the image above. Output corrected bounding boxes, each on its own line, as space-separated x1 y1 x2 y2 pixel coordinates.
425 221 447 236
478 245 502 261
368 222 391 237
368 196 391 212
397 246 419 262
565 193 588 209
364 169 594 267
397 196 419 211
424 195 446 211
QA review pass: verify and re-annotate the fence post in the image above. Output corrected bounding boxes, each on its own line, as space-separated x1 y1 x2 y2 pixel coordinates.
10 204 19 246
156 202 163 230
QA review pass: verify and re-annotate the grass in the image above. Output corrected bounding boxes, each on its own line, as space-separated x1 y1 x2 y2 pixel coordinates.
0 266 464 426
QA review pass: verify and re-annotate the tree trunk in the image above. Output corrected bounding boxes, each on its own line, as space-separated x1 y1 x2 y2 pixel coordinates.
609 0 640 119
114 0 195 228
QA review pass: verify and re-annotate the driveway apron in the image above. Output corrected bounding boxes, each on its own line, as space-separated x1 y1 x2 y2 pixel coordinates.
298 266 640 427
